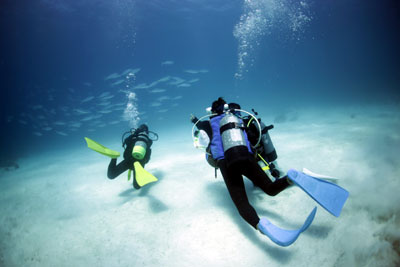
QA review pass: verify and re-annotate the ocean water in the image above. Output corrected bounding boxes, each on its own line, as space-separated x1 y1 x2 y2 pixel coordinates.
0 0 399 266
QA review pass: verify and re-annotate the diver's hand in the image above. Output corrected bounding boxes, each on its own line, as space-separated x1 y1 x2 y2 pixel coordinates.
190 114 197 123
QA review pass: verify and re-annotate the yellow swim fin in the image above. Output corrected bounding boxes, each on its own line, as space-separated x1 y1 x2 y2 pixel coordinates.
84 137 120 159
133 161 158 187
127 169 132 181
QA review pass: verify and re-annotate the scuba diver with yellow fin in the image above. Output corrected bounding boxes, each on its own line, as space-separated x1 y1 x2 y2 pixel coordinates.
84 124 159 189
191 97 349 247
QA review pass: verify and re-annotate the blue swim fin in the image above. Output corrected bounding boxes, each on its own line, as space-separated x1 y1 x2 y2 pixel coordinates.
287 169 349 217
258 207 317 247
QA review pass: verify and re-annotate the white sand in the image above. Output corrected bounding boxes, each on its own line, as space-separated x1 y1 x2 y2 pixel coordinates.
1 104 399 266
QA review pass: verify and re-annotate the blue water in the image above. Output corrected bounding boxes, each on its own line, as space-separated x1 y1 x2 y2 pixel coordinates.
1 1 400 266
0 0 399 161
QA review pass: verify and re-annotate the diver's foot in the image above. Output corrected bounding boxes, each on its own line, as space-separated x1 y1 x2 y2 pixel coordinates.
270 168 281 179
256 207 317 247
133 178 141 190
269 163 283 179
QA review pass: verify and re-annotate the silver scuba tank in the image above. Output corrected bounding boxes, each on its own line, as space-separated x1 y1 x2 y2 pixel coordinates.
132 140 147 160
260 122 275 154
219 112 248 153
132 133 150 160
259 122 277 162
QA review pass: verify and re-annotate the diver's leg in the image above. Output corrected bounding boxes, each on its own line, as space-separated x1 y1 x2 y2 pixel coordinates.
107 159 130 179
243 158 290 196
218 159 260 229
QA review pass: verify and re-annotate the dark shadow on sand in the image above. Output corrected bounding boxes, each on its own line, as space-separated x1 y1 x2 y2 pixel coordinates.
205 182 294 263
205 180 330 263
118 170 169 213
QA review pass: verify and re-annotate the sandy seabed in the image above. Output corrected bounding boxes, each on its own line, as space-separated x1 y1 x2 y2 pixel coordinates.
1 104 399 267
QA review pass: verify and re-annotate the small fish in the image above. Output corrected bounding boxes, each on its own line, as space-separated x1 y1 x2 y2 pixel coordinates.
134 83 151 89
74 109 90 114
184 69 198 74
56 131 68 136
81 96 95 103
148 81 159 88
99 92 111 98
112 79 125 86
151 102 161 107
105 73 120 80
150 89 166 93
81 116 93 122
161 60 174 65
101 95 115 100
184 69 209 74
70 122 82 128
169 77 185 85
122 68 140 76
188 78 200 83
157 96 170 101
157 76 171 83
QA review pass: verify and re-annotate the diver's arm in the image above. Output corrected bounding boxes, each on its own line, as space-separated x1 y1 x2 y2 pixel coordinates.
190 114 199 124
107 158 131 179
196 120 212 139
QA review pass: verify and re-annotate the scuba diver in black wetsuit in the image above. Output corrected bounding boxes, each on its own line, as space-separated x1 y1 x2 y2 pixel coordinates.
191 98 349 247
191 97 308 245
107 124 158 188
85 124 159 189
208 98 292 229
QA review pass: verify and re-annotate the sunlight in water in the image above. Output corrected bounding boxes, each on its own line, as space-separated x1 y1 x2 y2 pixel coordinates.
124 91 140 128
234 0 312 79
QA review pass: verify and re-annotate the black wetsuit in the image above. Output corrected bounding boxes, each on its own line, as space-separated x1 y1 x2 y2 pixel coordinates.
191 116 212 138
218 156 290 228
192 107 290 229
107 134 152 179
208 103 290 229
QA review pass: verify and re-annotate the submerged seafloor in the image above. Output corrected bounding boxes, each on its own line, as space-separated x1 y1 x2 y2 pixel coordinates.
0 103 399 267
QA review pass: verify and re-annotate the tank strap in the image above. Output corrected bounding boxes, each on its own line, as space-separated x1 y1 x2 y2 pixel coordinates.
220 122 245 134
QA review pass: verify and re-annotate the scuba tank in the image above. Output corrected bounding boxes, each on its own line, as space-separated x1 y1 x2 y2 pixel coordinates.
259 122 277 162
122 125 158 161
219 107 250 166
132 133 150 160
245 109 279 178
